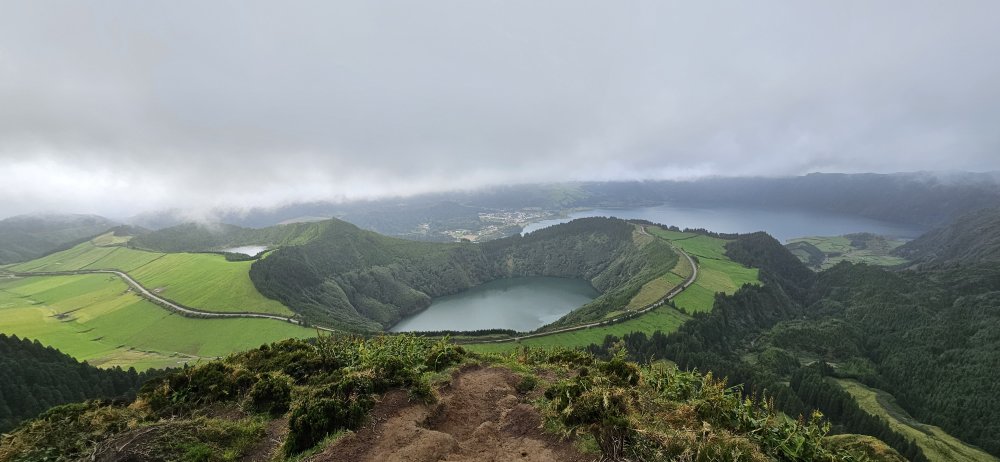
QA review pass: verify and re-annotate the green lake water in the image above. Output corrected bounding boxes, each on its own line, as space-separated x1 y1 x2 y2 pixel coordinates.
389 276 598 332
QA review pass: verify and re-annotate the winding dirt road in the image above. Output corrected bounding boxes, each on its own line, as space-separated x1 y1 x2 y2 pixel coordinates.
11 269 339 333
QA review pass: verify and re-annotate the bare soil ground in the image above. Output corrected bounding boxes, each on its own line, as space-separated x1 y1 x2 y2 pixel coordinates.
306 365 590 462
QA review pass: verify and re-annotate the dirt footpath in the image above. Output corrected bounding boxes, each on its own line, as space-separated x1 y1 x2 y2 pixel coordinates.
307 366 588 462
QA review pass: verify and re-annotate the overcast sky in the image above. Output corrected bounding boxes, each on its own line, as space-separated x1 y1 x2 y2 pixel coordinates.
2 1 999 218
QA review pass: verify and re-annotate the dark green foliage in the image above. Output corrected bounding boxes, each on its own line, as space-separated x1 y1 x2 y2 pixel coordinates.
515 375 537 393
142 362 255 415
588 230 1000 459
0 334 161 433
893 206 1000 266
246 373 292 416
285 396 370 454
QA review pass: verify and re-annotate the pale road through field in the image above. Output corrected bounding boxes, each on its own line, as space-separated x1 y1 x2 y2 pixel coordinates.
7 225 695 340
9 269 339 334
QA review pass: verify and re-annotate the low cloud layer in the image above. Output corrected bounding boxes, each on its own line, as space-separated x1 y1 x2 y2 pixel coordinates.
2 1 999 217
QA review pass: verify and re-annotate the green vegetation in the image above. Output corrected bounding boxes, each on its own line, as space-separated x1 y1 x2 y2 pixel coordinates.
251 217 681 331
647 227 759 313
586 229 1000 460
467 225 762 353
0 274 314 370
894 206 1000 267
128 220 328 253
786 234 908 270
11 234 292 315
0 335 900 461
0 214 118 265
835 379 997 462
0 333 163 434
465 306 690 354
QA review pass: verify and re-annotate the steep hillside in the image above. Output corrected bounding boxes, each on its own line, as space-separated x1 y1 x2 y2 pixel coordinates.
128 221 326 253
591 231 1000 460
0 334 162 434
0 335 903 461
249 217 678 331
0 214 117 264
893 207 1000 266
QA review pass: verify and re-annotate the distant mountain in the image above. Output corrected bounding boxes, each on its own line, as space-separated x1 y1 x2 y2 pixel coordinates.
128 173 1000 237
0 214 118 264
893 206 1000 266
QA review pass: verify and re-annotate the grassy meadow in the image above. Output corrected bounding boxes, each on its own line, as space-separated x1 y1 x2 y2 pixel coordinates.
10 234 291 315
787 235 909 270
0 273 314 370
648 228 760 313
835 378 997 462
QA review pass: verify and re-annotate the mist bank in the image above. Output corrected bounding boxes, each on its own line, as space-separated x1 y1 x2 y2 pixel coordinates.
128 172 1000 233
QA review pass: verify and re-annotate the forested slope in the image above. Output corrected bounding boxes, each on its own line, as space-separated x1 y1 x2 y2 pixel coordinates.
893 206 1000 266
0 334 162 433
249 217 677 331
589 229 1000 460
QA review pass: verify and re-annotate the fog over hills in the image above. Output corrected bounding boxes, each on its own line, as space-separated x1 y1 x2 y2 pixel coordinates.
2 2 1000 218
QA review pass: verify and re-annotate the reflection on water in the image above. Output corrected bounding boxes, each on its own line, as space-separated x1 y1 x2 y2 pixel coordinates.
221 245 268 256
522 205 923 242
390 276 598 332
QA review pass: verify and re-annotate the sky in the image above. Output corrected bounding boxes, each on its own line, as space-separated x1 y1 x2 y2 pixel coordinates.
1 1 999 218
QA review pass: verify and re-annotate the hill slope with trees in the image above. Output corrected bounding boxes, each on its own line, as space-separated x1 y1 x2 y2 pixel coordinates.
893 206 1000 266
249 217 678 331
589 227 1000 460
0 334 162 434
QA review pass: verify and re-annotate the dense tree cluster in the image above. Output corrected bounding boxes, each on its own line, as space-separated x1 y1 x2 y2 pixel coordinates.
0 334 162 433
591 224 1000 457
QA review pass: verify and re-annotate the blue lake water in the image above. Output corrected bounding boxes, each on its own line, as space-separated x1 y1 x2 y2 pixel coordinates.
521 205 923 243
389 276 598 332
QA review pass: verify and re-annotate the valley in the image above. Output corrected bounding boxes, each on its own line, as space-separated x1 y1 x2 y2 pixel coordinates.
2 205 998 462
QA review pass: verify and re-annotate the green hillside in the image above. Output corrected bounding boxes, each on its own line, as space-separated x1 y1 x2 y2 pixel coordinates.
250 217 682 331
128 221 327 253
0 273 314 370
787 234 908 270
0 333 164 434
587 230 1000 460
467 225 761 353
835 378 998 462
10 234 292 316
0 335 904 461
0 214 118 265
894 206 1000 266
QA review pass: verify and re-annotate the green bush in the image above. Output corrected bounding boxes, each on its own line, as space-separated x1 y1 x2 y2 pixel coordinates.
284 396 371 455
515 375 538 393
246 373 292 416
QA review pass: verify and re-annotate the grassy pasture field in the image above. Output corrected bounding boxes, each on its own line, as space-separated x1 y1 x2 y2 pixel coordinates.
464 305 689 354
467 226 760 353
10 234 291 315
0 273 314 371
648 228 759 314
787 235 908 270
835 378 997 462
